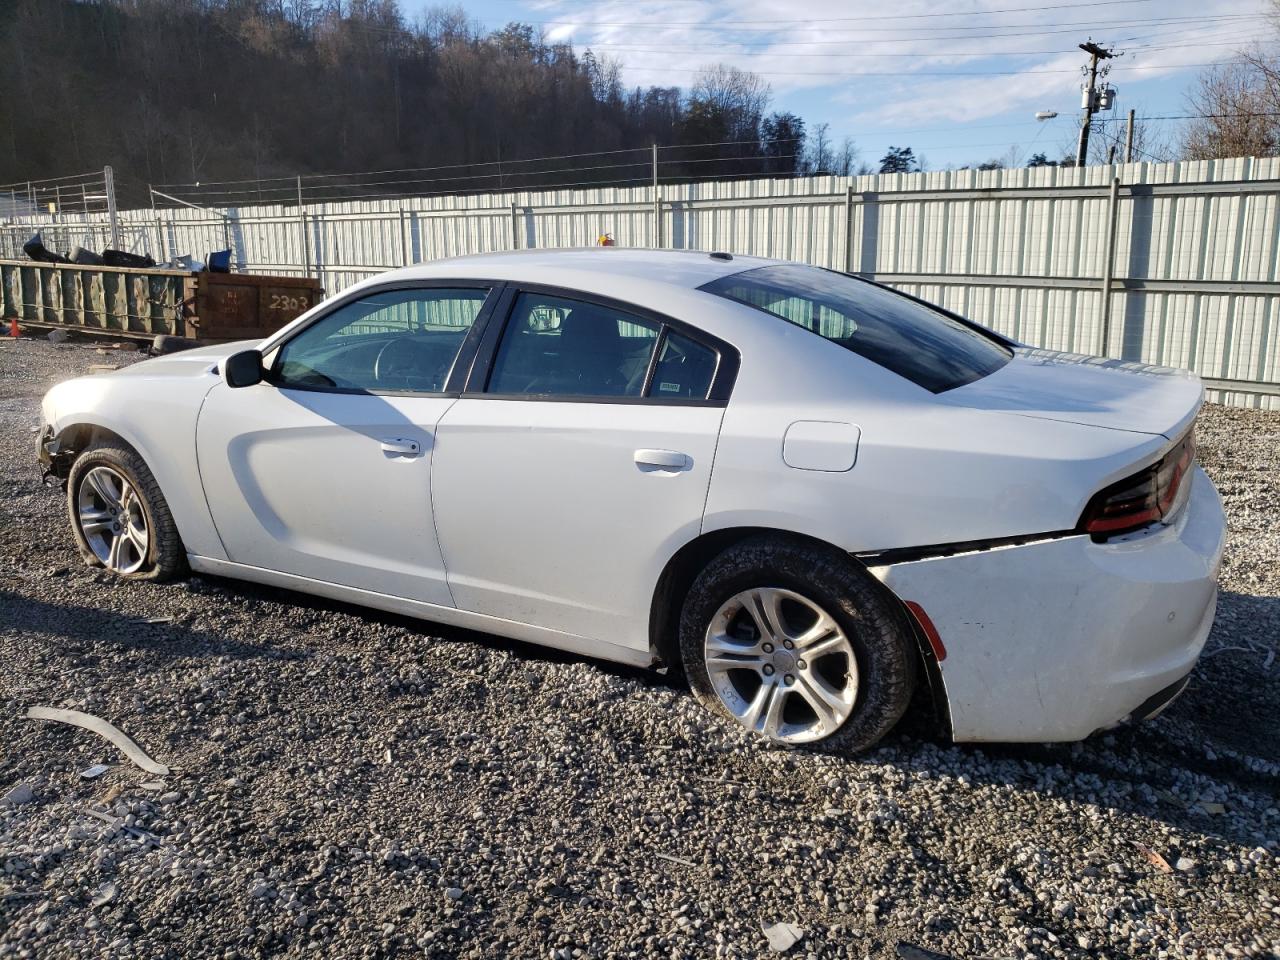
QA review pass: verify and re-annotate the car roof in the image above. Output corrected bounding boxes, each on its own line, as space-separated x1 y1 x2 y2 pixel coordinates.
376 248 785 291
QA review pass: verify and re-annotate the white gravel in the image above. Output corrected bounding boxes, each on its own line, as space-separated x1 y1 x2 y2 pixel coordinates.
1 336 1277 960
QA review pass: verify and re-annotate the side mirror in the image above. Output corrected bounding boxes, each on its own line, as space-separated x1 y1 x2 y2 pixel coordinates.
224 349 264 388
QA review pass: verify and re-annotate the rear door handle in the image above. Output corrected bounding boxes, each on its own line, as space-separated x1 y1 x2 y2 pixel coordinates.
634 448 690 470
380 437 422 457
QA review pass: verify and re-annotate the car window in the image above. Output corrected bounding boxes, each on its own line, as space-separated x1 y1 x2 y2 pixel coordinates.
274 287 488 393
649 330 717 399
487 293 661 398
700 264 1011 393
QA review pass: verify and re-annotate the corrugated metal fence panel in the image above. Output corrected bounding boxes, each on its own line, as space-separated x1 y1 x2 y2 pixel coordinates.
4 160 1280 408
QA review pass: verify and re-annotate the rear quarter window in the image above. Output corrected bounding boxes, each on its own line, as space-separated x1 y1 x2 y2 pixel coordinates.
700 263 1011 393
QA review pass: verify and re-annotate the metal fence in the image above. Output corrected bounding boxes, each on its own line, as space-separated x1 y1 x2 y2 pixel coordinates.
4 157 1280 408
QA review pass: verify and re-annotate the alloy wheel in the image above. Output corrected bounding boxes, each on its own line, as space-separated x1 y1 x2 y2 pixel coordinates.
704 587 858 743
76 466 149 574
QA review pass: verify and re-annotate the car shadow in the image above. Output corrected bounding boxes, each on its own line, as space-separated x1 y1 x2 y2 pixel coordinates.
188 572 677 688
0 587 301 662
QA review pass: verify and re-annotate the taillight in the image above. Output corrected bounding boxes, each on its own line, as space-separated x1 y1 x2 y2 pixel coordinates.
1080 430 1195 537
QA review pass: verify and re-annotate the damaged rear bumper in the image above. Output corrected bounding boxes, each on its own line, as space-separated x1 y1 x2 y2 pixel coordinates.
870 467 1226 743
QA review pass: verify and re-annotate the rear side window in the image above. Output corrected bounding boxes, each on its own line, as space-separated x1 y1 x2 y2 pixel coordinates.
700 264 1011 393
488 293 660 397
650 330 717 399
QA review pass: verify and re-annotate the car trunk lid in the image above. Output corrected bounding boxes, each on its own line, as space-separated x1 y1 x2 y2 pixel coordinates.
938 347 1202 439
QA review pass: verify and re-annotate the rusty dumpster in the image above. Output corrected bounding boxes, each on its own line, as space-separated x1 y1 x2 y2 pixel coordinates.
0 259 323 342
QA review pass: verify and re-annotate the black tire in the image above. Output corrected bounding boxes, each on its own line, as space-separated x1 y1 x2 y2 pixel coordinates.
150 334 202 356
66 443 187 582
679 535 917 752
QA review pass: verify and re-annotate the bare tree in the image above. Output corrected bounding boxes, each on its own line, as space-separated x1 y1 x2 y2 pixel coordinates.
805 123 834 174
1181 62 1280 160
1179 5 1280 161
834 137 859 176
1083 112 1173 164
689 64 772 134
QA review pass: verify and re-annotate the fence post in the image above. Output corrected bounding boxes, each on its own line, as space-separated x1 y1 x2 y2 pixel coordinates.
301 211 311 279
297 176 309 277
1098 175 1121 356
844 184 855 273
398 207 409 265
312 211 323 287
104 166 120 250
510 202 519 250
652 142 662 248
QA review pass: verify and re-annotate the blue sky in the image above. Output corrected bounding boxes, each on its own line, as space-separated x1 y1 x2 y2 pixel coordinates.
408 0 1270 169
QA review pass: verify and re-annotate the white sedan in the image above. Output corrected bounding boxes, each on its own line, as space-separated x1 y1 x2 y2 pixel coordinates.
38 250 1225 750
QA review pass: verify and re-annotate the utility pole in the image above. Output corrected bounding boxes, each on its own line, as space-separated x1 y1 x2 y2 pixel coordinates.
1076 40 1114 167
1125 108 1136 163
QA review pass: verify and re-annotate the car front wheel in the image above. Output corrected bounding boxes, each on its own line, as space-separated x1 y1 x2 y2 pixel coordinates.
679 536 917 751
67 444 185 581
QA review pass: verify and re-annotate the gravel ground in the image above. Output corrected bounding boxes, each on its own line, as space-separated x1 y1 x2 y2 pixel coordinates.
0 336 1277 960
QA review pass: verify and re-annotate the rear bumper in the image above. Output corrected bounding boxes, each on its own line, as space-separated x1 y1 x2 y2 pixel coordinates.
873 467 1226 743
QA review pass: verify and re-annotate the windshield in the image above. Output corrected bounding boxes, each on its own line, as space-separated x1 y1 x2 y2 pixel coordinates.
700 264 1012 393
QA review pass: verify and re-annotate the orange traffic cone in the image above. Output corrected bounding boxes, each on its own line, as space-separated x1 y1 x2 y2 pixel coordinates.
6 317 18 338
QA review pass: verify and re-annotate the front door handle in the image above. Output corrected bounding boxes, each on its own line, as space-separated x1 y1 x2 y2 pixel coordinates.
634 448 690 470
380 437 422 457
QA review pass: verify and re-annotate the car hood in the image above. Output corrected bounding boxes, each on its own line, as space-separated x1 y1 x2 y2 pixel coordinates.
103 340 259 378
938 347 1202 439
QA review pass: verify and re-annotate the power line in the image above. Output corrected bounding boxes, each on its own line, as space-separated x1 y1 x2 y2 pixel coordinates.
334 9 1261 40
487 0 1161 16
153 137 806 190
1130 111 1280 120
581 37 1261 58
576 23 1258 49
157 157 792 203
612 58 1247 78
501 13 1260 32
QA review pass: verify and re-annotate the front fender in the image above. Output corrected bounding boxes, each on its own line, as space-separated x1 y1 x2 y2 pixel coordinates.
42 374 227 561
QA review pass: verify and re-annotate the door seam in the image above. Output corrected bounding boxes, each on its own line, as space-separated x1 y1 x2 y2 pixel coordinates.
193 380 233 561
697 408 728 535
428 396 462 608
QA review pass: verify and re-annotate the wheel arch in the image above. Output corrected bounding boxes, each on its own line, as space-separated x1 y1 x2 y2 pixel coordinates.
45 420 144 481
649 525 950 735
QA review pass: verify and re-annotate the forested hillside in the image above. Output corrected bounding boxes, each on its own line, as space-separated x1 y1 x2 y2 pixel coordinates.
0 0 813 206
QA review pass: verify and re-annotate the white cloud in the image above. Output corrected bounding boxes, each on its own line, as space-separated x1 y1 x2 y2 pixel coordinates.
520 0 1267 127
545 22 576 41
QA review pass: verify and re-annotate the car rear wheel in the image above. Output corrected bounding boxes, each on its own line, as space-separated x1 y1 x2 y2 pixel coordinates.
67 444 185 581
679 536 917 751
